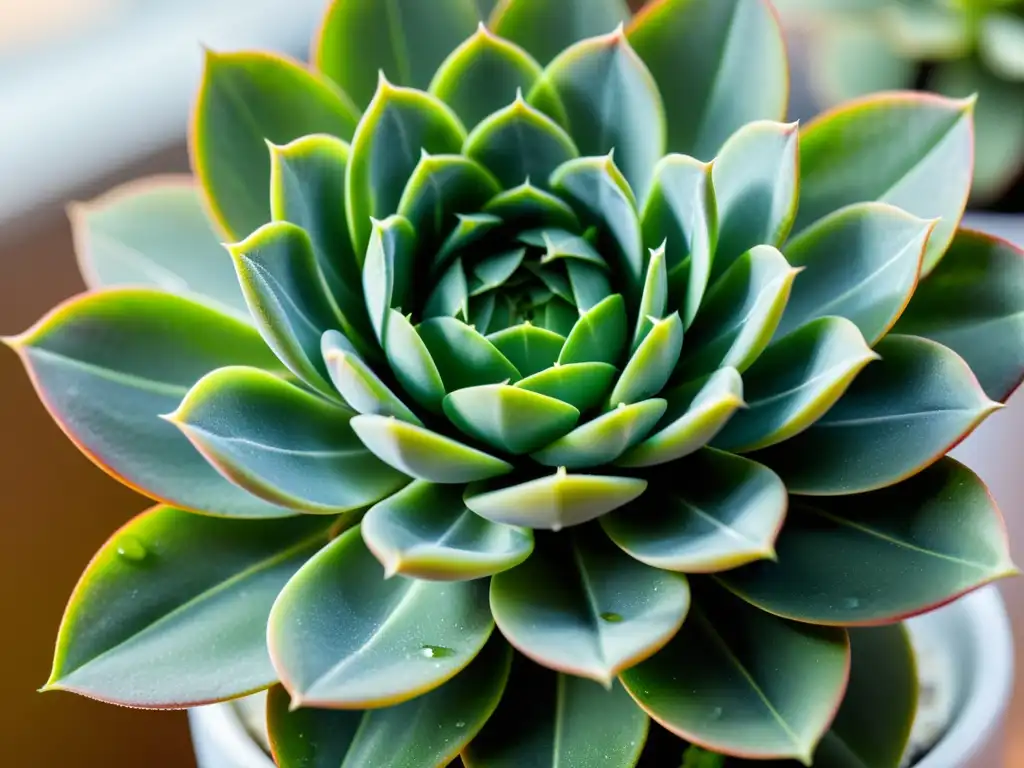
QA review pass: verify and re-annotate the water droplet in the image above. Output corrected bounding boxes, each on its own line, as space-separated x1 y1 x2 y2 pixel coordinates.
116 536 147 562
420 644 454 659
844 597 861 609
710 706 723 720
600 611 623 623
455 721 466 729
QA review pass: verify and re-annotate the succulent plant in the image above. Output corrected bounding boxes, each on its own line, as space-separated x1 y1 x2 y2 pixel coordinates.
774 0 1024 203
8 0 1024 766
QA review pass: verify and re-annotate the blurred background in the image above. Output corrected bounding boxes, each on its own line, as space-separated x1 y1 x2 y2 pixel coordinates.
0 0 1022 766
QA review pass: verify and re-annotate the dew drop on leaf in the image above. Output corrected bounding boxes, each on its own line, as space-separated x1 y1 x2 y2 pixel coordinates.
116 536 147 563
420 644 455 659
600 611 623 623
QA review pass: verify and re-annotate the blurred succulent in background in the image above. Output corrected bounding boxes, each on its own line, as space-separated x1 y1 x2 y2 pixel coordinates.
774 0 1024 204
7 0 1024 766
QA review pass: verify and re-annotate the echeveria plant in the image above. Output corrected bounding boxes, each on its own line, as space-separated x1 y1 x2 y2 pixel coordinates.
774 0 1024 203
8 0 1024 766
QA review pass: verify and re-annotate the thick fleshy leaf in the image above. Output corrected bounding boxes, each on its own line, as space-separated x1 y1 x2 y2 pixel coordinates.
776 203 934 345
533 399 666 468
6 289 293 517
70 177 249 320
363 216 417 342
552 155 645 296
382 310 446 413
559 293 628 365
229 222 342 396
487 323 566 376
484 181 581 230
894 228 1024 403
981 12 1024 81
322 330 422 426
314 0 478 109
463 656 648 768
633 244 668 350
269 135 375 352
719 457 1016 625
444 384 579 454
521 227 606 268
609 313 684 406
749 335 1000 495
465 469 647 530
45 506 330 706
490 0 631 66
537 28 665 198
168 366 406 515
351 414 513 483
796 92 974 276
566 259 614 311
628 0 788 160
617 368 744 468
471 249 528 295
514 362 618 412
267 634 511 768
490 526 689 684
604 448 785 572
464 93 579 190
346 79 466 258
268 527 493 708
711 121 799 279
713 317 878 453
676 245 797 381
433 213 504 274
425 258 471 320
640 155 716 328
622 581 849 764
418 317 522 390
192 51 360 239
362 481 532 580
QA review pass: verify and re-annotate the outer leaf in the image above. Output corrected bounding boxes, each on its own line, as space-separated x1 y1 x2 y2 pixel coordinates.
559 293 628 365
712 317 878 453
537 28 666 198
719 457 1017 626
267 634 511 768
45 506 330 706
617 368 744 468
192 51 360 239
315 0 478 109
268 527 493 708
620 581 850 764
749 335 1000 495
514 361 618 412
775 203 934 345
490 0 631 65
795 92 974 276
6 289 293 517
463 93 579 190
168 367 407 515
532 398 667 468
490 526 689 684
893 228 1024 402
363 216 417 342
351 414 513 483
444 384 580 454
604 448 785 572
627 0 788 160
70 176 248 320
463 656 648 768
382 309 446 413
711 120 799 279
346 79 466 258
418 317 522 390
609 313 684 406
465 469 647 530
229 222 342 397
487 323 566 376
362 481 533 580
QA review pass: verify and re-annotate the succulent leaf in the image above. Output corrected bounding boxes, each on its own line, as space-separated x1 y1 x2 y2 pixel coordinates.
484 180 581 230
490 0 631 66
487 323 566 376
633 244 669 350
559 293 628 365
609 313 685 406
443 384 580 454
418 317 522 390
532 398 667 468
363 216 418 343
382 310 447 413
514 361 619 412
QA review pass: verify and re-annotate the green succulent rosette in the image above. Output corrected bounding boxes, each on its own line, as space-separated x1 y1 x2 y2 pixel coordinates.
8 0 1023 766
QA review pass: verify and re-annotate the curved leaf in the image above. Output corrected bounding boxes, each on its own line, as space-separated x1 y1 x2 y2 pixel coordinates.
559 293 628 365
433 213 504 274
490 526 689 684
45 506 330 706
315 0 478 109
621 581 850 764
893 228 1024 402
514 361 618 412
604 448 785 572
351 414 513 483
471 248 529 294
633 244 668 350
362 481 533 580
382 309 446 413
712 317 878 453
363 215 417 342
566 258 614 311
487 323 565 376
490 0 630 65
749 335 999 495
483 180 581 230
192 51 360 239
70 176 249 320
418 317 522 390
609 313 684 406
795 92 974 276
719 457 1016 626
6 289 293 517
532 398 666 468
627 0 788 160
465 469 647 530
268 527 493 708
776 203 934 345
444 384 580 454
168 366 406 515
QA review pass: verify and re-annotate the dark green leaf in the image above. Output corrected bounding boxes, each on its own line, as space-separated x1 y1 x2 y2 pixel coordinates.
418 317 522 389
484 180 581 230
424 258 471 320
609 313 684 406
490 0 631 65
433 213 504 275
444 384 580 454
532 398 666 468
559 293 628 365
487 323 566 376
471 249 528 295
514 361 619 412
520 227 607 269
363 215 417 342
633 244 668 350
382 309 447 413
566 259 613 310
